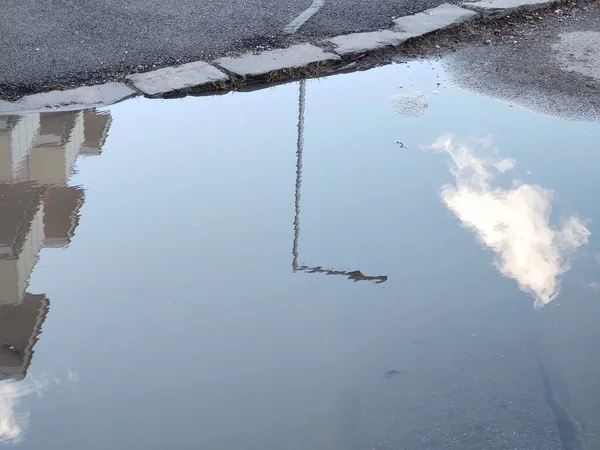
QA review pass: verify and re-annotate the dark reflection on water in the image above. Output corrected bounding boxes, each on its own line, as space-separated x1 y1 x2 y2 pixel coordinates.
0 110 110 443
292 81 388 285
0 62 599 449
295 265 388 284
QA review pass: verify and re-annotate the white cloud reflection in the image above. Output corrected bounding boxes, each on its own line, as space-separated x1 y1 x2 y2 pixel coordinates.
431 135 590 309
0 375 59 444
0 380 36 444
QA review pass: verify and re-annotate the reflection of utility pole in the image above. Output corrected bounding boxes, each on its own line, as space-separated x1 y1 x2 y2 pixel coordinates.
292 80 305 272
291 80 387 284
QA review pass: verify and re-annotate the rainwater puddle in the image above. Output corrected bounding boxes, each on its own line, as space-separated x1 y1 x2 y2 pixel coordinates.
1 60 600 450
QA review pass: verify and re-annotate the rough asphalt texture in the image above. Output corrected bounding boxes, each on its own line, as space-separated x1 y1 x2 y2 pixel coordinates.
443 0 600 120
302 0 446 34
0 0 449 96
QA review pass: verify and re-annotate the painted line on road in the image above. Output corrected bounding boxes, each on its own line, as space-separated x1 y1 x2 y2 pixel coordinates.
283 0 326 34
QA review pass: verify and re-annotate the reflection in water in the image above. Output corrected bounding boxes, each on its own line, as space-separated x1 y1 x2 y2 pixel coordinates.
390 92 429 118
0 377 48 445
431 135 590 308
292 80 305 273
0 295 48 381
297 266 387 284
296 265 388 284
536 352 587 450
0 109 111 442
292 80 388 284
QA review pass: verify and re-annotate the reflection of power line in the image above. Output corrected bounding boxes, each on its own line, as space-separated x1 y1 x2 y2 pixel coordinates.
296 265 387 284
290 80 387 284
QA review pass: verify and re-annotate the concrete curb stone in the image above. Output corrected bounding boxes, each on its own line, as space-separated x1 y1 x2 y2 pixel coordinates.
392 4 480 34
462 0 559 17
127 61 229 96
0 83 136 115
328 3 479 55
214 43 341 78
327 30 410 56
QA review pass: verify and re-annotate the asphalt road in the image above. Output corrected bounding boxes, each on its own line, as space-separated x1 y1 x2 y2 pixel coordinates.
0 0 445 96
443 0 600 121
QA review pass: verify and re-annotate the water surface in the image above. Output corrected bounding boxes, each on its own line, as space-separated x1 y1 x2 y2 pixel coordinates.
1 61 600 449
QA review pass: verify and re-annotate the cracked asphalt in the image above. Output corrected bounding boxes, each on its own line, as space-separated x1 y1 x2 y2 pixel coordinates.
0 0 448 97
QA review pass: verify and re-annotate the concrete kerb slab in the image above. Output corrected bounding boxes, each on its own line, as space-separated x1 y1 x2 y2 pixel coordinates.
461 0 560 17
328 3 480 56
126 61 229 97
214 43 341 79
393 4 479 34
0 83 136 115
328 30 410 56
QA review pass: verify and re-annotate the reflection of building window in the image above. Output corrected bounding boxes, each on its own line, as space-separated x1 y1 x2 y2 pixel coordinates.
30 111 84 186
0 114 40 182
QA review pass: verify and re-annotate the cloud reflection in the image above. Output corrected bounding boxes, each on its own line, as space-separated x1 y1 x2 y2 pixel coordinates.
431 135 590 308
0 378 46 444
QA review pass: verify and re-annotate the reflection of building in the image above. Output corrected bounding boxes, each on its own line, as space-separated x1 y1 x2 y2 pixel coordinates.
0 109 111 380
43 186 84 248
30 111 84 186
0 115 40 182
0 294 49 380
81 109 111 156
0 183 46 306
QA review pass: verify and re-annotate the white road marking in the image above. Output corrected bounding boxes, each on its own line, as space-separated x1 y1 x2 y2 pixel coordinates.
283 0 326 34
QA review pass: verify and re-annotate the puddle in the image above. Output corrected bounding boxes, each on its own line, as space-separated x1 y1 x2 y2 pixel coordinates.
1 60 600 449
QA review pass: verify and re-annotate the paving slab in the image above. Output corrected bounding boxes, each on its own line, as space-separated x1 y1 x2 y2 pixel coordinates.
215 44 340 77
393 4 479 34
127 62 229 96
328 30 409 56
461 0 556 17
0 83 136 115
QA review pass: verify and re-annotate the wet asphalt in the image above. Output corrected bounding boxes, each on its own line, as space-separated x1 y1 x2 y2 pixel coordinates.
443 0 600 121
0 0 446 95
